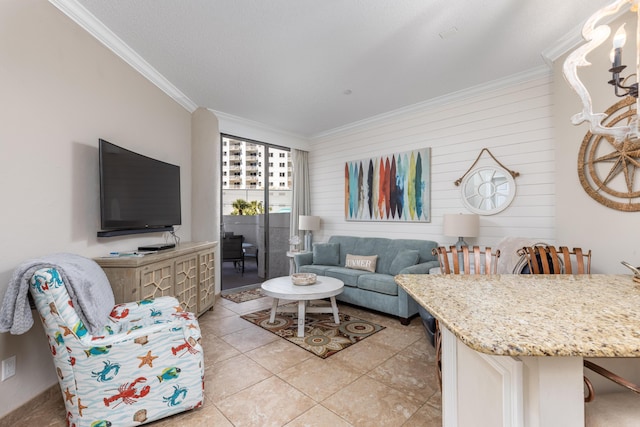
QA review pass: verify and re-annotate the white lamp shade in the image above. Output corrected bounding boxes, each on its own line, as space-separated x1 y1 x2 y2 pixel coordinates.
443 213 479 238
298 215 320 231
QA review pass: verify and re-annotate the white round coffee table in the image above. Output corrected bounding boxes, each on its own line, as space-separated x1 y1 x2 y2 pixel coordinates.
261 275 344 337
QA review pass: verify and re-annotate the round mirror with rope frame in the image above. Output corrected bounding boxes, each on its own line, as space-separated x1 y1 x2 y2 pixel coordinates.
460 165 516 215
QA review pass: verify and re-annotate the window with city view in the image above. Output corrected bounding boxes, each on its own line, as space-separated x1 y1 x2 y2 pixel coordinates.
221 136 292 215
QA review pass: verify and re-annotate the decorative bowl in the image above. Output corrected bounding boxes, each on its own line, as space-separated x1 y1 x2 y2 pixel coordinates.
291 273 317 286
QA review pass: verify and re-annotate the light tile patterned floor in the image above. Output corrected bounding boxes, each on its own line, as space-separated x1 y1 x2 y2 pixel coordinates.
13 296 442 427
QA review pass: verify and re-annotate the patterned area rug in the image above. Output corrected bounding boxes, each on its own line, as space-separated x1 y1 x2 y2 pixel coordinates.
241 307 385 358
221 288 265 303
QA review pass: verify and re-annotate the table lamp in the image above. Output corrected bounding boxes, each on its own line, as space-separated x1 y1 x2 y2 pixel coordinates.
443 213 479 250
298 215 320 252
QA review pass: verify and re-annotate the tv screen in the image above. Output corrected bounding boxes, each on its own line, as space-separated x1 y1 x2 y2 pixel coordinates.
99 139 181 234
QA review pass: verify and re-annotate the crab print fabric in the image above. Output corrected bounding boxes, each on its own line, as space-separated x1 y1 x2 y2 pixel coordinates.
29 268 204 427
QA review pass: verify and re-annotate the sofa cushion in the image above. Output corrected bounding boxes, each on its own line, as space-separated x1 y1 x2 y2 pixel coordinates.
312 243 340 266
389 249 420 275
356 274 398 296
299 264 336 276
327 236 390 268
345 254 378 272
323 267 366 287
386 239 438 264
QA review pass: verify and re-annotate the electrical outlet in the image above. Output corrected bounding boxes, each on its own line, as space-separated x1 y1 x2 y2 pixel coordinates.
1 356 16 381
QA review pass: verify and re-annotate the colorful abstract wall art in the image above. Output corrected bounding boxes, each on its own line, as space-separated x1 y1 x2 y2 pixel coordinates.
345 148 431 222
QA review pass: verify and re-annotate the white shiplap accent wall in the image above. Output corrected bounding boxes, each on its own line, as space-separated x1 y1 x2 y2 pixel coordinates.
309 73 556 248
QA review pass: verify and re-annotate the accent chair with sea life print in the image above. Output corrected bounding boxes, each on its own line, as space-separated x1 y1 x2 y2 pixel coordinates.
23 260 204 426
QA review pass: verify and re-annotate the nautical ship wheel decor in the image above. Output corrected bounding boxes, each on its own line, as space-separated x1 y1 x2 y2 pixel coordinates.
578 96 640 211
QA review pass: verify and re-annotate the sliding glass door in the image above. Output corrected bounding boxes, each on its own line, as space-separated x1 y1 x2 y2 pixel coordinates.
220 135 292 290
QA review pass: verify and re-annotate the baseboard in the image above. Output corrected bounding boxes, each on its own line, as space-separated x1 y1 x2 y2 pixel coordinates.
0 384 59 425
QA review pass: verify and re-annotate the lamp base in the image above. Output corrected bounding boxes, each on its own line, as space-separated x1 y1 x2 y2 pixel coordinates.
455 237 468 250
455 237 468 271
304 232 313 252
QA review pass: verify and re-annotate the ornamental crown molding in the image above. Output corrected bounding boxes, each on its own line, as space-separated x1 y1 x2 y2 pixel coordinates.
49 0 198 113
541 7 627 64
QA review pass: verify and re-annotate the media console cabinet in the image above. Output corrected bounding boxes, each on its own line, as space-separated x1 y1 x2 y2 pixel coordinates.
95 241 217 316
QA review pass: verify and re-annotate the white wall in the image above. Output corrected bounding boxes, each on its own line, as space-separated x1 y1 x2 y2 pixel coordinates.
309 71 556 249
0 0 194 416
191 108 221 294
553 11 638 274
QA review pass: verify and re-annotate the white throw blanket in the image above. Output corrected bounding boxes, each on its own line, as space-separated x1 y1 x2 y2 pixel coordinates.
0 253 115 335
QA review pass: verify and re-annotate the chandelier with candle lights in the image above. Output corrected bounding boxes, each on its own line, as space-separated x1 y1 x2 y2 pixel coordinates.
564 0 640 211
563 0 639 141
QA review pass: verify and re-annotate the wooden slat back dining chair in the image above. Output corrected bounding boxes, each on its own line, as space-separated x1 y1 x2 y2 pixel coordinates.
432 245 501 275
516 246 591 274
430 246 501 389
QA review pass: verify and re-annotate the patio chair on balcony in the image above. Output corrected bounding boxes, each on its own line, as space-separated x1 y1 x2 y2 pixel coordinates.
222 235 244 274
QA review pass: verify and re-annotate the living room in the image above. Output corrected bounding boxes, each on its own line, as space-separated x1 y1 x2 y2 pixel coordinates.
2 0 638 425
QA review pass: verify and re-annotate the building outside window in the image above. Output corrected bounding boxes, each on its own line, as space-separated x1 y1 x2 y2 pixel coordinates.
220 135 292 215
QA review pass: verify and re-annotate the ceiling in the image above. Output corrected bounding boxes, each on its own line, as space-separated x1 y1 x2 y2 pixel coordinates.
68 0 609 138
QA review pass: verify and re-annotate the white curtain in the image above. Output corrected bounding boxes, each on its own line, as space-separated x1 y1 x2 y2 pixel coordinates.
290 149 311 244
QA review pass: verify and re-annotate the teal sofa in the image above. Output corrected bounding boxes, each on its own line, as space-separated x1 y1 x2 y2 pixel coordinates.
294 235 439 324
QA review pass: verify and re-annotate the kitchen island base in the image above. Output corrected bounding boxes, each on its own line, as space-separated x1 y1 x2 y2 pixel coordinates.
442 327 584 427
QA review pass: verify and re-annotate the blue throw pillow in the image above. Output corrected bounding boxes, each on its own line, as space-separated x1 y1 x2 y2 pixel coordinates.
312 243 340 266
389 249 420 275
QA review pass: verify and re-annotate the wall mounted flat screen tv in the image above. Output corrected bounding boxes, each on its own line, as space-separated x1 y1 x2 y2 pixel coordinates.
98 139 181 237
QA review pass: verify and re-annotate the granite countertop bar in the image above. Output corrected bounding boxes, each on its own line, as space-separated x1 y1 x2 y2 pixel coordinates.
396 274 640 357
